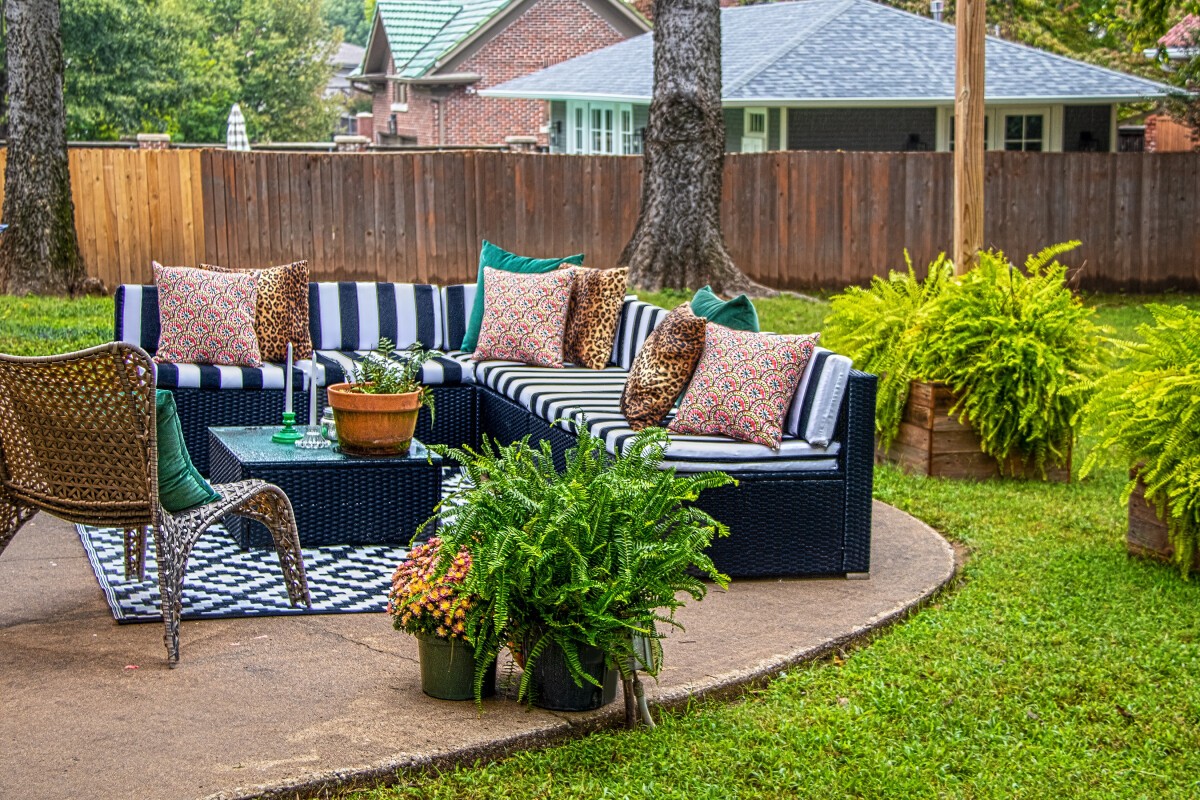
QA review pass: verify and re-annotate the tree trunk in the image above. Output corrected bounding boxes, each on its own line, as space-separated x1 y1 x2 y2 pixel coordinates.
0 0 84 296
619 0 771 297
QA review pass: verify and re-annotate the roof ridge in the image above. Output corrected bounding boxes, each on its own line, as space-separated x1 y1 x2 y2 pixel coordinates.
724 0 854 96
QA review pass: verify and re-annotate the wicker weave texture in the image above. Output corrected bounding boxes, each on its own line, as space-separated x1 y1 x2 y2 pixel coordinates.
0 343 310 666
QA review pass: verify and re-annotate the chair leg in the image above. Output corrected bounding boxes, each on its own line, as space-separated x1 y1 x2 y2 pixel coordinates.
0 499 37 559
152 520 207 668
123 526 147 581
231 486 311 608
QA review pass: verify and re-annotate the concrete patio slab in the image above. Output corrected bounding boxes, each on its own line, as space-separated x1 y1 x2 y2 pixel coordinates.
0 500 955 800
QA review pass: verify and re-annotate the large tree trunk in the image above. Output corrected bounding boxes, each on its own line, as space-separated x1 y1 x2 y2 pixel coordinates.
0 0 84 296
619 0 769 297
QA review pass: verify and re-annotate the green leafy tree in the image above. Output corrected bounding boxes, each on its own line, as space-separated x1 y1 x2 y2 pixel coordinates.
321 0 371 46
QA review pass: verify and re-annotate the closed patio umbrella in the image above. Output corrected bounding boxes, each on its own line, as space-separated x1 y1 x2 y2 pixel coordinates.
226 103 250 151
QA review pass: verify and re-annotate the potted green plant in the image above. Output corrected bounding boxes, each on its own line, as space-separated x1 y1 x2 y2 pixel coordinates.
388 537 497 700
428 422 734 711
825 243 1104 480
1080 304 1200 575
325 337 436 456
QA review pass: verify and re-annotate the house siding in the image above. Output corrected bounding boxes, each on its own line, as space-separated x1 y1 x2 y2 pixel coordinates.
724 108 744 151
373 0 632 146
787 107 938 151
1062 105 1112 152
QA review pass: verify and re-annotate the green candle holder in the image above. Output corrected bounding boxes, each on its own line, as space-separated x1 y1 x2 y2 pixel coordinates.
271 412 304 444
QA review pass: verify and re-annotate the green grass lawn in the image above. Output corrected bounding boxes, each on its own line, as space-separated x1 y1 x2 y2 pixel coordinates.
4 290 1200 798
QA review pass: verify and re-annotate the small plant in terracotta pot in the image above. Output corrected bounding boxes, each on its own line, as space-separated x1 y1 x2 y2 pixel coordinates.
325 338 436 456
388 537 496 700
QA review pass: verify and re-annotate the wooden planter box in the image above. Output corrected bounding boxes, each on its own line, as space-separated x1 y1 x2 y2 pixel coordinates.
1127 475 1198 569
876 380 1071 482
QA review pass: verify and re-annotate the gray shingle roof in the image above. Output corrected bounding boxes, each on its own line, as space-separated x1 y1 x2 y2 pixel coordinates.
484 0 1175 104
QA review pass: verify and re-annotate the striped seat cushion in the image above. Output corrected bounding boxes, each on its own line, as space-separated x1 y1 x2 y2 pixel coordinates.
440 284 478 352
311 349 473 387
152 361 302 391
481 363 839 474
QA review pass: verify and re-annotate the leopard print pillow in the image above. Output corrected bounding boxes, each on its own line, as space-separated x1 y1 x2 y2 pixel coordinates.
619 302 707 431
203 260 312 362
562 267 627 369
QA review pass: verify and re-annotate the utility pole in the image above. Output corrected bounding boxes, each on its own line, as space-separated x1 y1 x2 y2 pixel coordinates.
953 0 986 274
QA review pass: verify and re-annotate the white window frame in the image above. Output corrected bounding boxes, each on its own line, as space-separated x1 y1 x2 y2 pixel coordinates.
741 107 768 152
937 106 1062 152
565 101 637 155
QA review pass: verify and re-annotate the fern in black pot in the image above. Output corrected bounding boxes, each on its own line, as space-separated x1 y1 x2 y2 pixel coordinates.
426 421 734 710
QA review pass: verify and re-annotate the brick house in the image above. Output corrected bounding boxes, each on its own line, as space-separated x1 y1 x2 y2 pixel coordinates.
352 0 649 148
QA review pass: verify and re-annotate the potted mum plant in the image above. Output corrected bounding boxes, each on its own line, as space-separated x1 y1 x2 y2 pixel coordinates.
326 337 436 456
428 422 734 712
825 243 1104 480
388 537 497 700
1080 304 1200 575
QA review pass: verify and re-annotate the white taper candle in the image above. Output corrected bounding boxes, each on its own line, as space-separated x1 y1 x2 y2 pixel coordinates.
309 360 319 426
284 342 293 414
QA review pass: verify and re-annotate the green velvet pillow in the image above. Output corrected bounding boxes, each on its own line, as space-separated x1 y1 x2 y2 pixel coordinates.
690 285 760 332
460 240 584 352
155 390 220 512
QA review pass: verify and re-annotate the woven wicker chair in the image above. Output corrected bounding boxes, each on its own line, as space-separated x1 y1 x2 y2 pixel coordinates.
0 342 310 666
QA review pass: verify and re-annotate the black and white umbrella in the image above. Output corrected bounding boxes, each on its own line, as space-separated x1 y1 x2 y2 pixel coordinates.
226 103 250 151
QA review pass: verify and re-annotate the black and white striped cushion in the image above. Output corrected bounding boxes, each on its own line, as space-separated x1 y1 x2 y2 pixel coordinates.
115 284 162 352
440 284 477 352
310 349 471 387
153 362 303 391
309 282 441 351
785 348 853 447
612 297 668 370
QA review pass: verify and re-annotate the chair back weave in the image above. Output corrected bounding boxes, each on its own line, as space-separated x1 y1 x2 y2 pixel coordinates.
0 343 157 527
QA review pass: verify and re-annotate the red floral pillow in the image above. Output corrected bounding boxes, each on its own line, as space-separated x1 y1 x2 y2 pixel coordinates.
670 325 820 448
472 267 576 367
153 262 262 367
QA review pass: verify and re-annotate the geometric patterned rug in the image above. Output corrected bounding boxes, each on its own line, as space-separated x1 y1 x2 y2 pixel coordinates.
77 523 407 623
78 468 472 624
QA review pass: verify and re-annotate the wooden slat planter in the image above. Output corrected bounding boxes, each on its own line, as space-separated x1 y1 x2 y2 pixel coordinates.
876 380 1071 482
1127 475 1198 569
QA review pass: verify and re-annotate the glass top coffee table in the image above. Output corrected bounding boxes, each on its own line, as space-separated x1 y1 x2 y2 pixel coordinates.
208 426 443 549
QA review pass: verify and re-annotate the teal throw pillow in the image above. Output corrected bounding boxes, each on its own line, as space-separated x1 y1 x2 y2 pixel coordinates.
155 390 220 512
690 285 760 332
460 240 584 352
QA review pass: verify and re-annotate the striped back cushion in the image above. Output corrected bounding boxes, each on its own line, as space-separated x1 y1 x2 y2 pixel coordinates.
309 282 441 351
440 283 477 351
115 285 161 352
612 297 669 370
785 347 853 447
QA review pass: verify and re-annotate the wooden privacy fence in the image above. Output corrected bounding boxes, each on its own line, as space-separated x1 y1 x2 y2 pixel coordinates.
0 149 1196 291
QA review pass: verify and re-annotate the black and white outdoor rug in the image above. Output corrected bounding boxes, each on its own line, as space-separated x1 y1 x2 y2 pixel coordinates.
78 469 474 624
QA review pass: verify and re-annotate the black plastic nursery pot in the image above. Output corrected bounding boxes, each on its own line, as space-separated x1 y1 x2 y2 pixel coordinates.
415 633 496 701
528 638 619 712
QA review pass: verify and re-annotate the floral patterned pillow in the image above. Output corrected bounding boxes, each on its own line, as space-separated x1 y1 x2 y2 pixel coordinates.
471 267 576 367
153 262 262 367
202 260 312 362
670 325 820 448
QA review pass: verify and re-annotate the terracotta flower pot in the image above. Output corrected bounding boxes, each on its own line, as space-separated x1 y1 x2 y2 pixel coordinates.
326 382 423 456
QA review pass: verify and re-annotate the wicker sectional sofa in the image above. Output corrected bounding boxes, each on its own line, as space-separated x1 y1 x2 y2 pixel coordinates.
115 281 877 578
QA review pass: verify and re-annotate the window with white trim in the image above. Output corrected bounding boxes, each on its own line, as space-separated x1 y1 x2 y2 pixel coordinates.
565 101 637 155
741 108 768 152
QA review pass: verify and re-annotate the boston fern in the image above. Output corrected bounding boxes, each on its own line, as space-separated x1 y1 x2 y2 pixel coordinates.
918 243 1104 474
823 252 953 449
1081 304 1200 575
346 337 436 414
427 422 734 704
